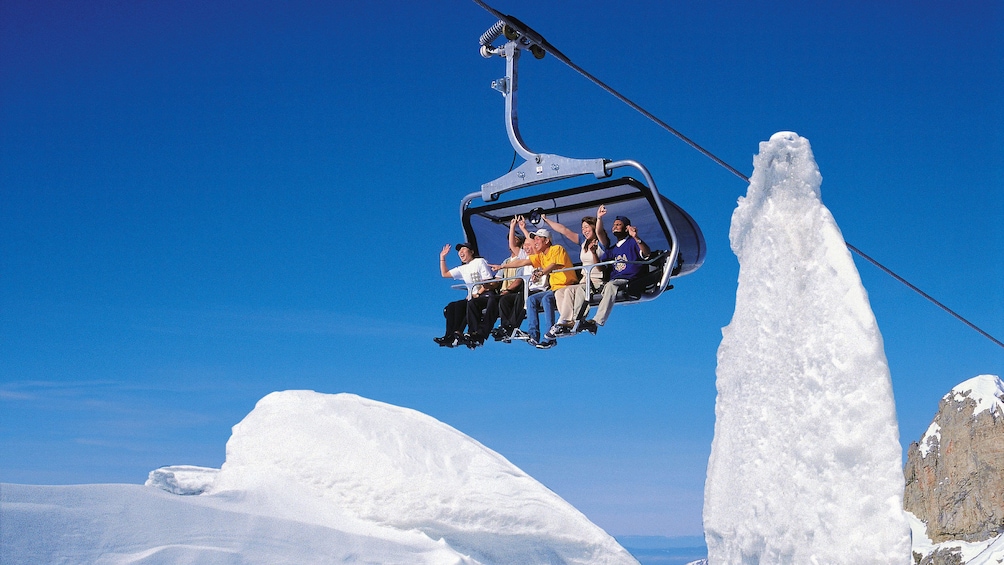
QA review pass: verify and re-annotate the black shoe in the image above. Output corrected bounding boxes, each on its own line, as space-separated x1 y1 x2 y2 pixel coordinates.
579 320 598 335
491 327 509 341
535 340 556 349
435 333 462 347
464 333 484 350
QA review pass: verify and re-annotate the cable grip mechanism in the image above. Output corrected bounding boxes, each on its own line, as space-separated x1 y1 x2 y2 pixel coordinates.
479 20 545 59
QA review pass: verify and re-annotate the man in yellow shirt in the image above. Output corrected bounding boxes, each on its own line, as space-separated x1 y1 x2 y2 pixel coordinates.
490 228 577 349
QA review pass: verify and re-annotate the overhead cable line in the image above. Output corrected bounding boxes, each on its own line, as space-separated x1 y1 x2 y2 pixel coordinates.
846 244 1004 349
472 0 1003 350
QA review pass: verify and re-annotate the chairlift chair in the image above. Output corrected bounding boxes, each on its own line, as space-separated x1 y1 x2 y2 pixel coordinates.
460 20 705 307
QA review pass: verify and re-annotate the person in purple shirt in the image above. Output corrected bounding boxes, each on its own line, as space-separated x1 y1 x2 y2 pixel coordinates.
579 215 650 333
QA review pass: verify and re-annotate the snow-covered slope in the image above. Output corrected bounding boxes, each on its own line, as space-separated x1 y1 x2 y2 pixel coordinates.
1 391 637 565
2 482 470 565
951 374 1004 417
908 511 1004 565
703 132 911 563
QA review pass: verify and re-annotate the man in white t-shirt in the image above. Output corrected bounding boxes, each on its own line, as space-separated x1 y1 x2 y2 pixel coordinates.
435 242 495 348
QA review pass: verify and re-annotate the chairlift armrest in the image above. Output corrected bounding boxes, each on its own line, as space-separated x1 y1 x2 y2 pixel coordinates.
449 272 528 292
585 252 666 270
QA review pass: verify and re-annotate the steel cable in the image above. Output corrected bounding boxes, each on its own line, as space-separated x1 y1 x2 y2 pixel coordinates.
472 0 1002 349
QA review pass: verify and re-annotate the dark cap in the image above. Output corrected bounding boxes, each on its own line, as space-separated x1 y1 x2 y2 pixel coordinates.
455 242 474 252
614 215 631 226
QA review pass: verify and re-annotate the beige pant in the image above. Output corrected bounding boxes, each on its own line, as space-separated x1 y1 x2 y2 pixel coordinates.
591 279 628 326
554 285 586 324
570 278 601 323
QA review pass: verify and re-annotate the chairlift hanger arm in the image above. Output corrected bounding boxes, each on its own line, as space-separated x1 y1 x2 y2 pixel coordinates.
478 22 611 203
467 9 701 306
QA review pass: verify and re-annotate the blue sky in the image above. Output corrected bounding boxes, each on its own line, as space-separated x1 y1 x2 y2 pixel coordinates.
1 0 1001 537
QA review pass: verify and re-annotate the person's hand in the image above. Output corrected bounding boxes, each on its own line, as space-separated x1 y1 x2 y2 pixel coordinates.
627 225 638 238
597 205 607 219
517 216 526 230
440 244 451 258
510 217 518 229
588 239 599 251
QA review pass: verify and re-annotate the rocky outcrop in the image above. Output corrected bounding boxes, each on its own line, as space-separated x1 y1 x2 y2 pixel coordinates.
904 375 1004 544
915 547 963 565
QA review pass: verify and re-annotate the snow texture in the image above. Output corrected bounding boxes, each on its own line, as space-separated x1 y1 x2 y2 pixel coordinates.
145 465 219 495
212 391 636 564
1 390 637 565
2 482 469 565
918 422 942 458
951 374 1004 417
907 511 1004 564
704 132 911 563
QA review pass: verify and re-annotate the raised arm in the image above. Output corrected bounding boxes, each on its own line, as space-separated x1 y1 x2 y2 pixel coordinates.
439 244 453 278
626 225 651 258
508 218 521 257
542 213 578 244
517 216 532 240
595 205 611 248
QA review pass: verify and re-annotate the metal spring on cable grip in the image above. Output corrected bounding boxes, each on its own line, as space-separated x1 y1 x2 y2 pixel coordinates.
479 20 505 47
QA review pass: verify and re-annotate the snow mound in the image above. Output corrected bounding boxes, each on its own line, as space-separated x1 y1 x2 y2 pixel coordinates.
2 391 636 565
210 390 636 565
146 465 219 495
1 482 470 565
704 132 911 563
950 374 1004 417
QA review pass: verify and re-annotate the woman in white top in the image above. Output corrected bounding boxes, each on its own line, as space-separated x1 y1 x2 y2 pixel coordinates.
541 205 611 334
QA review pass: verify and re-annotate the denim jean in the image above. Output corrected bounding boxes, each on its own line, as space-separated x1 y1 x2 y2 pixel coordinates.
525 290 556 343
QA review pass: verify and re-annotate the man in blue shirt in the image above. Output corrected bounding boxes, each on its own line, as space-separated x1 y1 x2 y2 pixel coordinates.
579 215 650 333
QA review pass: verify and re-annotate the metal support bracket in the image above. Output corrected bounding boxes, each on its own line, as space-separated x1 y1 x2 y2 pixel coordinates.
480 154 609 202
